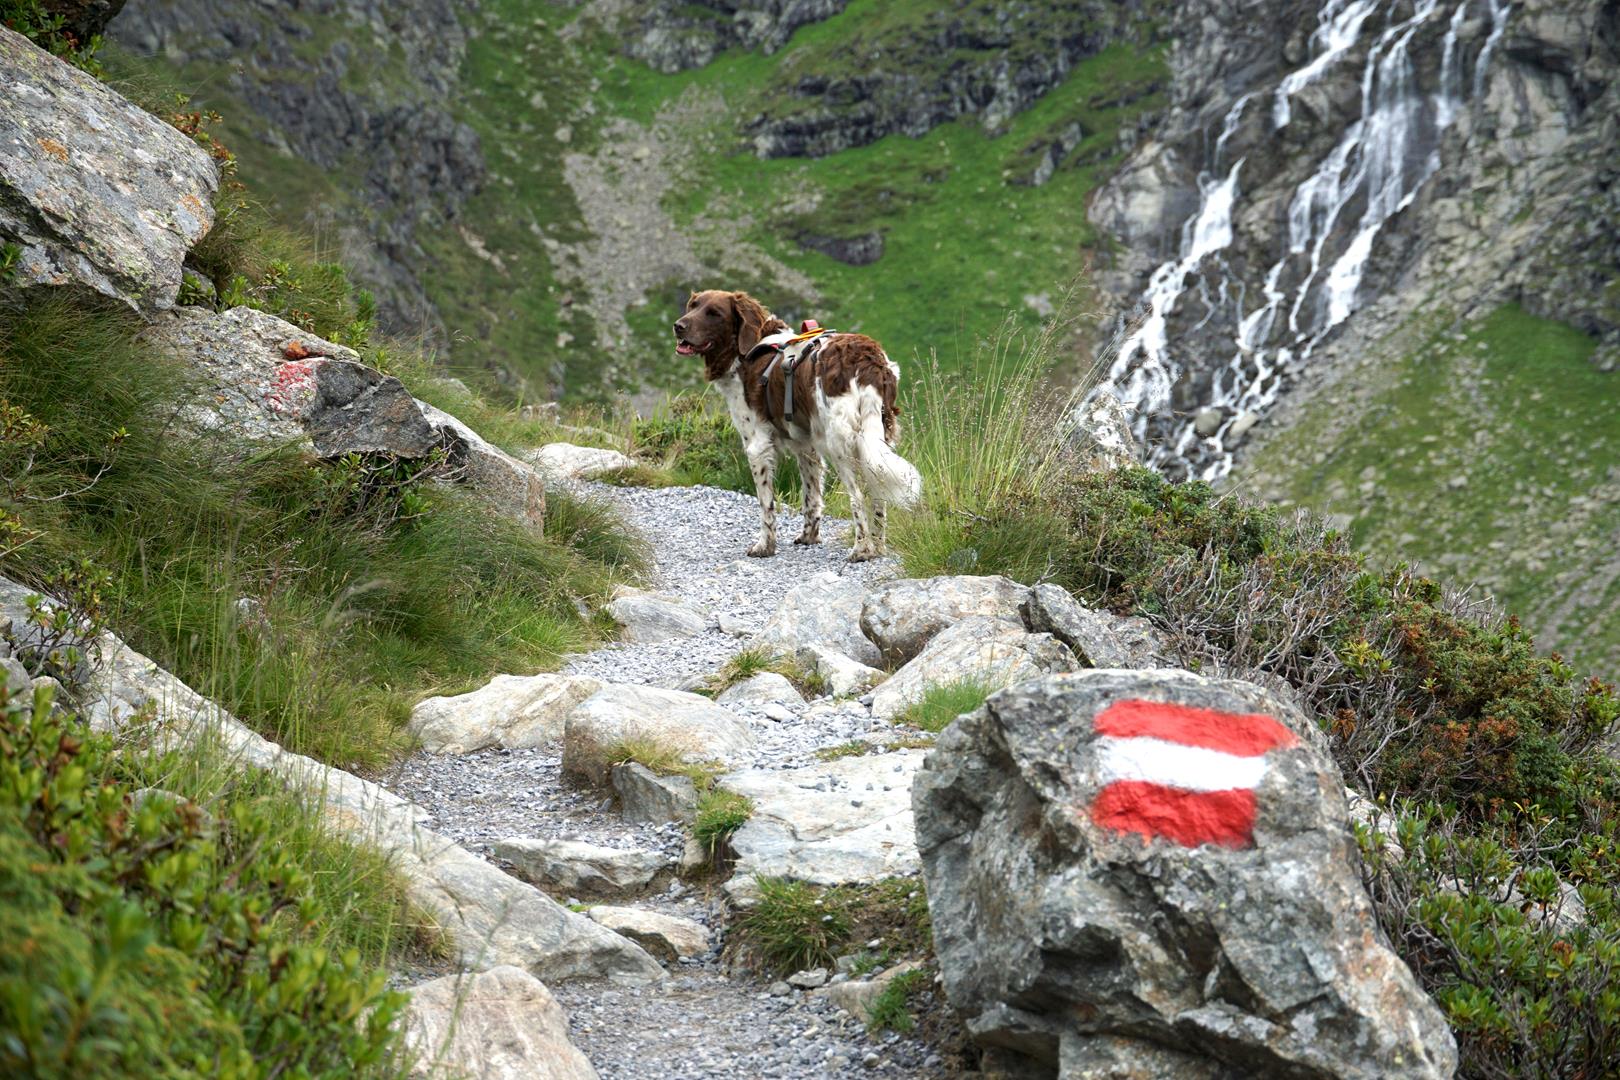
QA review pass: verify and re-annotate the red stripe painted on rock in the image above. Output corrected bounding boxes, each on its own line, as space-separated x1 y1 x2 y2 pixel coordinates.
1093 699 1298 757
1090 781 1258 849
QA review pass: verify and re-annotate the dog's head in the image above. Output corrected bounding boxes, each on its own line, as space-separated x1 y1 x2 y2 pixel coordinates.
674 290 777 378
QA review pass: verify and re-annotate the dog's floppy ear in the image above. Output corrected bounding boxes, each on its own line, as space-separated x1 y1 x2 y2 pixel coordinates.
731 291 771 359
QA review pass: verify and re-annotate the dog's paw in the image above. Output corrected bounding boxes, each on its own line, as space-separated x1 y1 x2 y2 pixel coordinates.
747 541 777 558
846 548 877 563
792 530 821 546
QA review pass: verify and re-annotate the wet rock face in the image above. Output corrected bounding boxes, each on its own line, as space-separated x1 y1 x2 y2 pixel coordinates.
0 27 218 312
913 669 1457 1079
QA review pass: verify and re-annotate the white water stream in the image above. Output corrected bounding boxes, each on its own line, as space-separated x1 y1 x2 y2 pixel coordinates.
1100 0 1513 480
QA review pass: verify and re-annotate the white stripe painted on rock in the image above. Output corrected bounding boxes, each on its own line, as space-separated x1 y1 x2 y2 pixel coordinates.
1094 735 1268 792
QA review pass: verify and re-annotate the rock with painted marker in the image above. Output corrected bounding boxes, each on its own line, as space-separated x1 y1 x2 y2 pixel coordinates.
913 669 1456 1079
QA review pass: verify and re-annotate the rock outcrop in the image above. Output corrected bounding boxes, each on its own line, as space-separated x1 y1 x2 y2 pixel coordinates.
869 615 1077 720
621 0 849 74
402 965 599 1080
408 673 602 754
562 684 756 785
0 26 217 311
860 574 1027 667
749 570 884 669
913 669 1456 1078
141 305 547 530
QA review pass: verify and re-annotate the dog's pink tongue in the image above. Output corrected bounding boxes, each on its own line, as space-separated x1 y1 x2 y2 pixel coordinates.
676 342 696 356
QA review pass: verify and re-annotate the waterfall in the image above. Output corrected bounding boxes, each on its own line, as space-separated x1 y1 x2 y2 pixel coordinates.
1099 0 1512 481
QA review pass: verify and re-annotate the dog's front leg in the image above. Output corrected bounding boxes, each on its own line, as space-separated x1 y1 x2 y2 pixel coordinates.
745 436 778 557
793 449 824 545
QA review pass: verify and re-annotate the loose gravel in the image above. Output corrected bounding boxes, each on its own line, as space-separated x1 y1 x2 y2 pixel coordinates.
383 480 947 1079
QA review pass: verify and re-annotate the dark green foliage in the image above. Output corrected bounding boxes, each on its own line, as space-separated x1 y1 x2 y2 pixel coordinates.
735 876 931 976
866 968 930 1034
0 683 406 1078
892 678 994 733
1 0 104 73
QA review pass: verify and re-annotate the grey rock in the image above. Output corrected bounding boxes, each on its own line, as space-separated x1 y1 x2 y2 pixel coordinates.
787 967 829 989
402 965 599 1080
1064 389 1141 472
622 0 847 74
797 643 886 698
611 761 699 825
0 27 217 312
606 590 708 644
795 231 883 265
1193 406 1225 438
913 669 1456 1078
1019 583 1171 668
716 671 804 709
529 442 636 483
861 575 1027 667
493 837 675 899
2 656 30 698
563 684 756 785
870 616 1076 721
719 750 926 897
409 673 602 754
414 399 548 533
750 570 882 668
586 905 710 964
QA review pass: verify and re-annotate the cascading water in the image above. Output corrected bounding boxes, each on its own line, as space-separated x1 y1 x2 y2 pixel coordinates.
1099 0 1513 481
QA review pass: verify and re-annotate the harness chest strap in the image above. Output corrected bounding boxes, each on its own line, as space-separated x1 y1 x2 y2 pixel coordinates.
748 323 834 428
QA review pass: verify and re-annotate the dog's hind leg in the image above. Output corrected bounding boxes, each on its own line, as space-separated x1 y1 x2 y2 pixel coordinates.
745 436 779 557
793 449 824 545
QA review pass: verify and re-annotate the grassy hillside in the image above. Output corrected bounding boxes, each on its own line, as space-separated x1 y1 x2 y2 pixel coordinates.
112 0 1165 398
1244 304 1620 680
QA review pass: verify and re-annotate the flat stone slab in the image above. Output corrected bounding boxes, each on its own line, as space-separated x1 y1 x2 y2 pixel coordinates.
564 684 756 785
606 590 708 644
586 905 710 964
493 837 674 899
401 965 599 1080
749 570 883 669
529 442 636 483
718 751 926 896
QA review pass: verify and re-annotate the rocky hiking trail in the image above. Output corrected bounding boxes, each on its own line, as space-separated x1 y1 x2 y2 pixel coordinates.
385 479 946 1078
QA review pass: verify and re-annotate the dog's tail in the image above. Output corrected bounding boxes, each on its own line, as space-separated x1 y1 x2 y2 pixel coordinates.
856 384 923 509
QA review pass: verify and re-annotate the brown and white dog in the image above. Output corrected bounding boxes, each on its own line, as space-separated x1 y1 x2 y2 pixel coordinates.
674 290 922 561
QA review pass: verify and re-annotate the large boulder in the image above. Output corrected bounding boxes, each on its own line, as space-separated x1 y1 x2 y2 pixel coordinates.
138 305 546 530
401 965 598 1080
912 670 1456 1079
719 750 925 897
585 906 710 964
1020 583 1172 668
408 673 601 754
748 570 882 669
563 684 756 784
528 442 636 483
611 761 698 825
606 589 708 644
870 616 1077 721
861 575 1027 667
0 27 217 312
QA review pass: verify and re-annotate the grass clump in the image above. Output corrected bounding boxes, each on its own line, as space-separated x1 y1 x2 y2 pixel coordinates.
866 968 931 1034
603 737 723 791
703 647 830 699
734 876 932 976
0 290 638 771
693 789 754 858
892 679 995 733
816 739 875 762
0 682 411 1078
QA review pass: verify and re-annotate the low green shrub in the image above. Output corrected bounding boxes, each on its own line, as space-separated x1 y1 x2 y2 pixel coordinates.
693 789 754 857
734 876 931 976
0 682 409 1078
1 0 104 73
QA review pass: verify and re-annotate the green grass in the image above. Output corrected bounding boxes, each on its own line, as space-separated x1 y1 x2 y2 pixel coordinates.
693 789 754 857
734 876 932 976
1245 303 1620 679
892 679 996 733
866 968 930 1034
602 737 724 792
0 289 640 771
703 646 830 699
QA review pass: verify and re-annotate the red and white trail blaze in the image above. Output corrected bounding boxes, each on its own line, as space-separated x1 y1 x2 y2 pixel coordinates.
1087 699 1300 849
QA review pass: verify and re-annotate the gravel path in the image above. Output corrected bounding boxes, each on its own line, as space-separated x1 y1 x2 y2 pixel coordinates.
385 482 946 1079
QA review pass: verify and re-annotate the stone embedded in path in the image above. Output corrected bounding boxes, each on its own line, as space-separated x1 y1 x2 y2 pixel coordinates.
912 669 1457 1078
715 671 805 709
1020 583 1171 669
612 761 698 825
718 750 926 897
605 589 708 643
870 616 1076 721
798 643 887 698
402 965 599 1080
563 684 756 785
493 837 674 900
409 673 601 754
817 960 926 1025
528 442 636 484
0 575 665 987
861 575 1028 667
0 27 218 312
586 906 710 964
749 570 883 668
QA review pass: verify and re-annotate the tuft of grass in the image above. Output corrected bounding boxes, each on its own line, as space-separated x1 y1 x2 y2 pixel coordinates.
892 679 996 733
603 736 724 791
734 875 932 976
866 967 930 1034
816 740 875 762
704 647 830 699
693 788 754 857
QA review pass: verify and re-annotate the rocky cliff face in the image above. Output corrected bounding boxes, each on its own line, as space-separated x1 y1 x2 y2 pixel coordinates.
620 0 849 73
1088 0 1618 480
112 0 484 348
